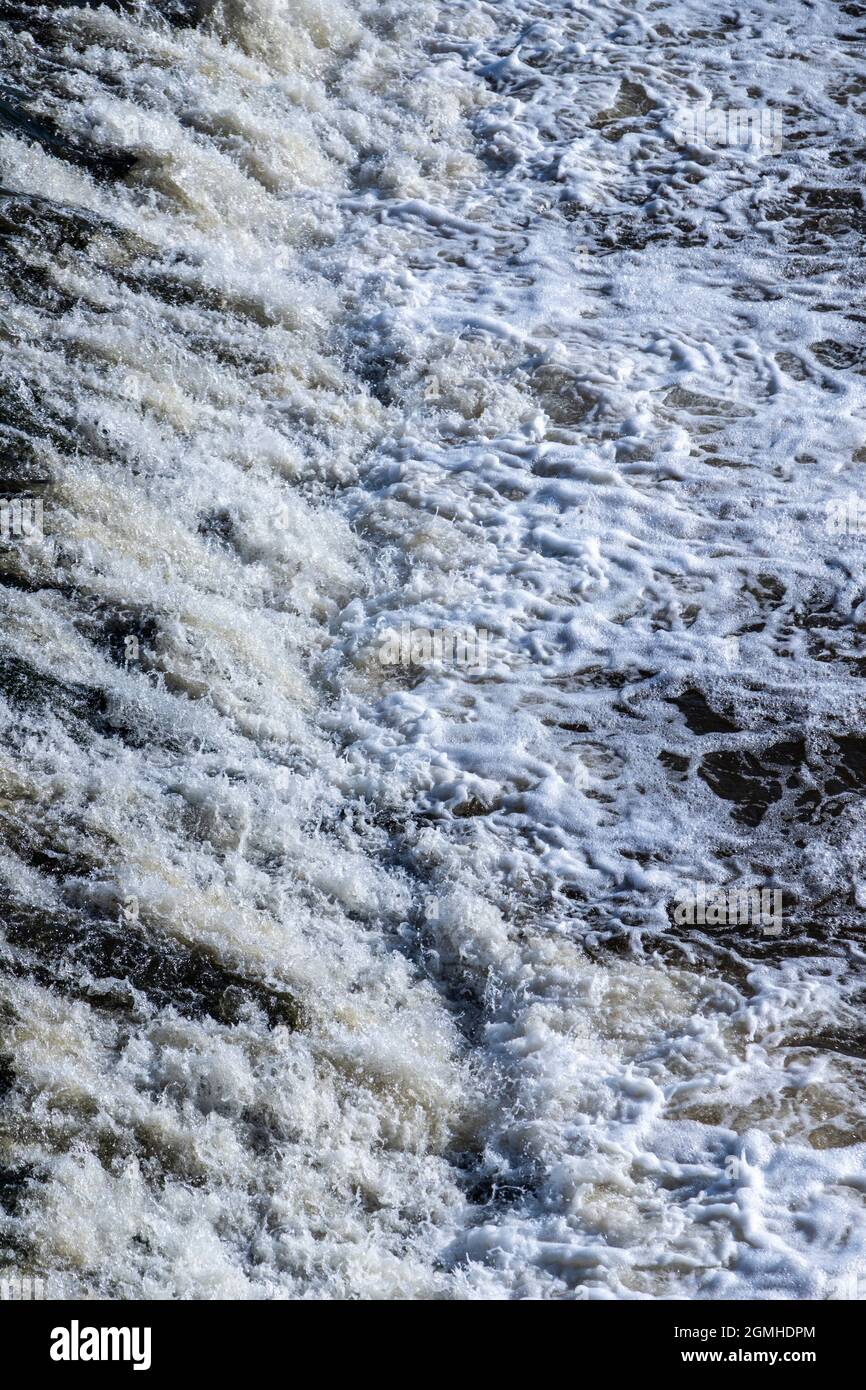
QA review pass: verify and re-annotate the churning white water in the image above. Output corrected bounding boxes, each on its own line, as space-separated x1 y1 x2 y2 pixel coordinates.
1 0 865 1299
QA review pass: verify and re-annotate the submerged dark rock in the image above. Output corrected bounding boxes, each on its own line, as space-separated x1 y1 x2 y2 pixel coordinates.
672 687 739 735
0 96 136 181
2 901 306 1031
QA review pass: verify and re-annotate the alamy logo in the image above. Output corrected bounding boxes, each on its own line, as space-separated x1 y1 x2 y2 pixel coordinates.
0 496 43 541
672 883 784 936
825 495 866 535
0 1275 46 1299
824 1272 866 1300
379 623 489 674
673 105 783 155
50 1321 152 1372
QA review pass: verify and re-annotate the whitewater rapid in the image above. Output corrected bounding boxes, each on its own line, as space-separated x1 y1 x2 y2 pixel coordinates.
1 0 865 1299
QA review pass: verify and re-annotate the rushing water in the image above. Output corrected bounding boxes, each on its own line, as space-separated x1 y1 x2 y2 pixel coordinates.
0 0 865 1300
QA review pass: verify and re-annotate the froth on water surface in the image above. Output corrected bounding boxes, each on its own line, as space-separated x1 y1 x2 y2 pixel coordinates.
0 0 865 1300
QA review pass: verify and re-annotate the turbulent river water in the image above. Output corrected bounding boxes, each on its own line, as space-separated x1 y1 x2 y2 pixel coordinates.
1 0 866 1300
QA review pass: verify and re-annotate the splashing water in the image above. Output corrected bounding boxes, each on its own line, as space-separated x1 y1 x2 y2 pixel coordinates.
0 0 865 1300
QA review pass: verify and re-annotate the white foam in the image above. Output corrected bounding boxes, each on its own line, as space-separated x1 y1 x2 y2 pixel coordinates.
1 0 864 1300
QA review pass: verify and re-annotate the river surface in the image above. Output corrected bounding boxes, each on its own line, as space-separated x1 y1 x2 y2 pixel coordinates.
1 0 866 1299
